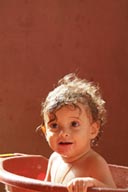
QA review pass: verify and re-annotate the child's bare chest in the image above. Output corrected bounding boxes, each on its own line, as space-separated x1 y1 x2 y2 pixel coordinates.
51 159 89 184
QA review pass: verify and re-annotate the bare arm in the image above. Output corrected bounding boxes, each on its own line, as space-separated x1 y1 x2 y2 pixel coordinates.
67 153 116 192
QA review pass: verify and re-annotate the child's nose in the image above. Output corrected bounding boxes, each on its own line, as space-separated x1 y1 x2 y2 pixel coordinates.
59 129 70 137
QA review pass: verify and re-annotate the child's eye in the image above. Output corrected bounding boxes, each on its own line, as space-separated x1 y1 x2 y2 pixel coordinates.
71 121 80 127
49 123 59 130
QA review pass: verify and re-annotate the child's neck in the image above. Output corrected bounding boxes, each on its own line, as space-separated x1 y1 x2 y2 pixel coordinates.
61 148 93 163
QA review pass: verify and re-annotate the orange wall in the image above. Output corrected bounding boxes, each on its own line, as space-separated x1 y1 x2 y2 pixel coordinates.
0 0 128 168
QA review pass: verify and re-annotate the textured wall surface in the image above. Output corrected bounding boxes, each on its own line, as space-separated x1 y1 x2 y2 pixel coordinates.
0 0 128 177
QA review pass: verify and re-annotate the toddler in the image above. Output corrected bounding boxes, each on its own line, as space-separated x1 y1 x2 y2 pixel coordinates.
40 73 116 192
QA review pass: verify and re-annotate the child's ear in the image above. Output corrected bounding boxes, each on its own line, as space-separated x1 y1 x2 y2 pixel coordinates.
90 121 100 139
41 125 46 135
41 126 49 142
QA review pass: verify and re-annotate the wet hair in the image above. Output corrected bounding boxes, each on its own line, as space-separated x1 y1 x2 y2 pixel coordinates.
41 73 107 146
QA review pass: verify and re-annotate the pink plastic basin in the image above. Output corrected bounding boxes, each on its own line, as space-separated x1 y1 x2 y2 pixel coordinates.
0 154 128 192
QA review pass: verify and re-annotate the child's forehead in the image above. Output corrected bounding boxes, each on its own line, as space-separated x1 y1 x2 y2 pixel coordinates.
45 103 89 118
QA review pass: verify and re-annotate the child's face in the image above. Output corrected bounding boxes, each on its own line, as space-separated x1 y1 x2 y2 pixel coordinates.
44 103 99 162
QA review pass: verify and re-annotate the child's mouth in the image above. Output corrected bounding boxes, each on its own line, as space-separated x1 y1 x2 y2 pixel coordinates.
59 142 73 145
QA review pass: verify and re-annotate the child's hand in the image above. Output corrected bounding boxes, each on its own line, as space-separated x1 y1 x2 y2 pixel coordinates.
67 177 103 192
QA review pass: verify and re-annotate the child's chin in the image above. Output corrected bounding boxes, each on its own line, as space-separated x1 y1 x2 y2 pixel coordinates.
57 151 70 158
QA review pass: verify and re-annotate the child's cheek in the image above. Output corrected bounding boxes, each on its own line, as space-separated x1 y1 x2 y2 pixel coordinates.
45 130 54 141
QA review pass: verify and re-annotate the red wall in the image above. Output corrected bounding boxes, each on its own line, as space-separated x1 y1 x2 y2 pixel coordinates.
0 0 128 168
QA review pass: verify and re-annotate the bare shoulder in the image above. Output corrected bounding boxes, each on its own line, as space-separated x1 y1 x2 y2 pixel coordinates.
48 152 61 166
86 150 116 187
44 152 60 181
87 150 109 170
73 150 109 175
46 152 59 171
